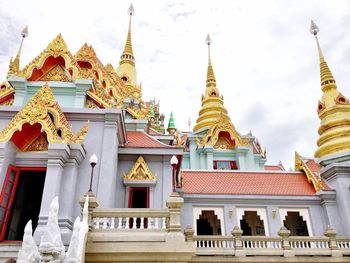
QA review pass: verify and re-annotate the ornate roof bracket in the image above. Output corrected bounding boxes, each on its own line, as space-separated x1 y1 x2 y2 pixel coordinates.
295 151 323 192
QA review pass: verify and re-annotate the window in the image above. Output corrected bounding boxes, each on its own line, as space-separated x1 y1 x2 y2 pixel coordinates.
213 160 238 170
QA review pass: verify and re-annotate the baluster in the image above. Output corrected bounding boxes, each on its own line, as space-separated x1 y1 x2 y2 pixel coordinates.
148 218 154 229
93 218 97 229
132 217 137 229
110 217 115 229
140 217 144 229
95 217 100 229
154 217 159 229
117 217 122 229
125 217 130 229
162 217 166 229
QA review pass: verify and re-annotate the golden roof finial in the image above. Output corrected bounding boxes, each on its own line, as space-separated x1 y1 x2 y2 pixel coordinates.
8 26 28 75
120 4 135 66
310 20 336 91
206 34 216 87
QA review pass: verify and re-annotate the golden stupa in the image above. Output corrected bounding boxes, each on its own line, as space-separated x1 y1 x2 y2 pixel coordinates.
310 20 350 160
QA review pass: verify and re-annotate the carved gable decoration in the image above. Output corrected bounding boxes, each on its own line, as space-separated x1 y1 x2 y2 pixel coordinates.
196 114 249 148
0 83 89 145
38 64 72 82
18 34 80 80
295 152 323 192
124 156 157 181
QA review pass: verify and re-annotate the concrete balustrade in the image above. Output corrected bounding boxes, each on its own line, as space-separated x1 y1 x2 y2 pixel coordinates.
91 208 169 230
191 227 350 258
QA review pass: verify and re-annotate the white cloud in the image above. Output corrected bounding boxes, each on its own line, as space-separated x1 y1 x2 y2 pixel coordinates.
0 0 350 168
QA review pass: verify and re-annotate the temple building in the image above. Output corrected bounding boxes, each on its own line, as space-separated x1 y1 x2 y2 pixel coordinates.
0 6 349 262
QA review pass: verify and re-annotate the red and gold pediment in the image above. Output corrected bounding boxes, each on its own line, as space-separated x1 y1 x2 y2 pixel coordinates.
196 114 249 148
124 156 157 181
17 34 80 81
0 81 14 106
0 83 89 150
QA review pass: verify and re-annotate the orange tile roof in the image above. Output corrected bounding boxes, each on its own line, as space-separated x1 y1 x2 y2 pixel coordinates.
124 131 175 148
305 159 321 174
264 165 284 171
148 128 163 136
182 170 316 196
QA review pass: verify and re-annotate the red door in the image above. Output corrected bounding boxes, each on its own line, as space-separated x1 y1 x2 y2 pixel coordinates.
0 165 20 240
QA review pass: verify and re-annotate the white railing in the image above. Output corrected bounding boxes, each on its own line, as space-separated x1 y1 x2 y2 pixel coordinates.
290 237 329 249
191 234 350 257
92 208 169 230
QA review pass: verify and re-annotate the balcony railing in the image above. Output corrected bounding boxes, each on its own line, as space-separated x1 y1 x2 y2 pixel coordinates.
185 226 350 257
91 208 169 231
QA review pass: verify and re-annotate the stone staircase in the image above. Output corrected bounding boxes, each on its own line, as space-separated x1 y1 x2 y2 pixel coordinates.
0 242 21 263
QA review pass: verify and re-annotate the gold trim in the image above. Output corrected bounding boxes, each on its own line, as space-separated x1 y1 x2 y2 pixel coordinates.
124 156 157 181
295 152 323 192
0 83 88 144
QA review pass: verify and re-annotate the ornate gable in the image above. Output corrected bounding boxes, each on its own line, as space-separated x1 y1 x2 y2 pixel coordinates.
295 152 323 192
124 156 157 181
0 83 89 147
196 113 249 148
18 34 80 80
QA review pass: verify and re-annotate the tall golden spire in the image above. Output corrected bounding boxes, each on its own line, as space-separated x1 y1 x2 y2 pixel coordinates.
310 20 350 162
117 4 138 89
206 34 216 87
8 26 28 75
193 34 232 132
119 4 135 66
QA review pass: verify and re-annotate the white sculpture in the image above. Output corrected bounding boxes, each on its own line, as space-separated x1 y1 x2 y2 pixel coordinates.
78 195 89 260
64 217 80 263
17 220 40 263
17 195 89 263
39 196 65 261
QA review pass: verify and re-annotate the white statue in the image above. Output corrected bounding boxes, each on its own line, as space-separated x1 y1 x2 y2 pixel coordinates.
39 196 65 261
78 195 89 260
64 217 80 263
17 220 40 263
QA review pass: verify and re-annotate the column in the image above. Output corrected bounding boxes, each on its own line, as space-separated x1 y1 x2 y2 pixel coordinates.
0 142 16 187
74 79 93 108
58 144 86 244
96 110 118 207
205 147 213 170
34 143 70 243
9 77 27 106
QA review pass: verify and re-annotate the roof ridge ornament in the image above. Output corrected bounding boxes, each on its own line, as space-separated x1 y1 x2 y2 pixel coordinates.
8 26 29 76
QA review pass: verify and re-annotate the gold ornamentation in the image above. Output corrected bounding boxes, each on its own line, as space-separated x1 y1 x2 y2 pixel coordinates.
0 81 15 105
295 152 323 192
124 156 157 181
38 64 72 82
214 136 234 149
0 83 88 144
126 107 149 119
196 114 249 148
18 34 79 80
25 133 49 151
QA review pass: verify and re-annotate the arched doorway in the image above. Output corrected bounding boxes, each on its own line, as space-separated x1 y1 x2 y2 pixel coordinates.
196 210 221 235
283 211 309 236
240 211 265 236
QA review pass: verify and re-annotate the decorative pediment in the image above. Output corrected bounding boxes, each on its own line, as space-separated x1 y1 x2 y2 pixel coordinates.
124 156 157 181
196 114 249 148
0 83 89 147
295 152 323 192
0 81 14 105
38 64 72 82
17 34 80 80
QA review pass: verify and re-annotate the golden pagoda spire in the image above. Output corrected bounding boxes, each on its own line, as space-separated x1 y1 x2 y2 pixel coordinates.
117 4 138 90
8 26 28 75
206 34 216 87
310 20 336 92
119 4 135 66
193 34 232 132
310 20 350 162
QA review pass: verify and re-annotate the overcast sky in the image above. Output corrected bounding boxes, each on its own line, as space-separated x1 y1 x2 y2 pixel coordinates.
1 0 350 168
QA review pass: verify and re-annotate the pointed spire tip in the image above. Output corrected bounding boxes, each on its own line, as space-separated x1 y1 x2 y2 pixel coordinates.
21 26 28 38
310 19 319 36
205 33 212 45
128 4 135 16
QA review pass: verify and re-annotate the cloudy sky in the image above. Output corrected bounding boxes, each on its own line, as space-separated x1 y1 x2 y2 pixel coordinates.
1 0 350 168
